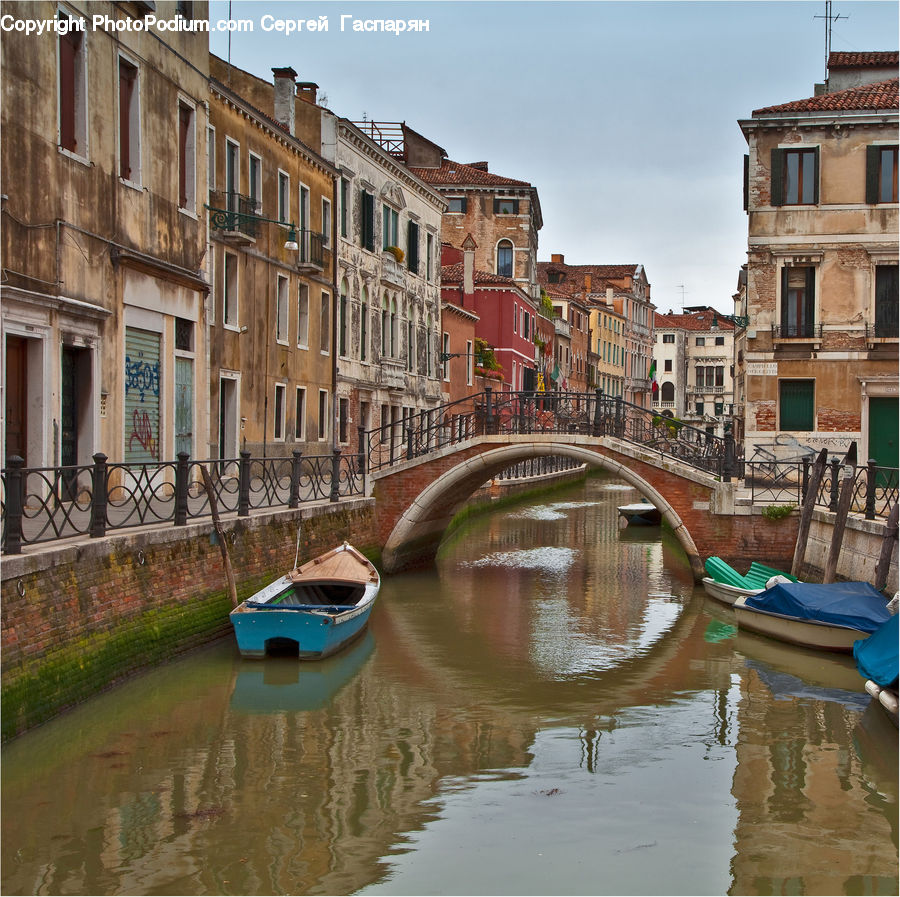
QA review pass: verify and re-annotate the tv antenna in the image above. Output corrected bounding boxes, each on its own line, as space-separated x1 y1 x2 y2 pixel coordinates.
676 284 688 313
814 1 848 82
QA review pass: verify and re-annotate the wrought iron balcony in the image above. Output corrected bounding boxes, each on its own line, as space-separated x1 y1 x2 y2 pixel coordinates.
297 229 328 271
208 191 260 241
771 323 822 339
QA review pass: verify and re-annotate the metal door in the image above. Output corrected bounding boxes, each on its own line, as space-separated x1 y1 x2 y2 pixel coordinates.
175 356 193 457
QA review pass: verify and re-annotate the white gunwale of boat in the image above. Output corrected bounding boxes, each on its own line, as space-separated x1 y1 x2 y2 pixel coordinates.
702 577 762 606
733 597 869 652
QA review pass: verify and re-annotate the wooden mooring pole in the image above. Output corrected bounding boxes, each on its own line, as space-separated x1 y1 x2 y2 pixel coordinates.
791 448 828 579
823 442 857 584
200 465 239 609
874 503 899 594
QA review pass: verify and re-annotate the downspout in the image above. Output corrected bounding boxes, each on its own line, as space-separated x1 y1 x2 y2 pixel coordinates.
331 173 339 451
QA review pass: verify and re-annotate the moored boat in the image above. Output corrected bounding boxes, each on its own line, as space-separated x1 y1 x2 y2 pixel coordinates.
617 502 662 526
854 613 899 725
733 580 891 653
701 556 796 606
229 542 381 660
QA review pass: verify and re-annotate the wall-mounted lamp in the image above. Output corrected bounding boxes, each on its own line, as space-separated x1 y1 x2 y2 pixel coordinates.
284 226 299 252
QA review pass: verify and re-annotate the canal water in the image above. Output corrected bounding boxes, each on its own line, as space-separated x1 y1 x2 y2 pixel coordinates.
2 475 897 896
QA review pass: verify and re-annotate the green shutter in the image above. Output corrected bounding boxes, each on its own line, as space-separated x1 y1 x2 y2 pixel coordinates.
771 148 784 206
866 145 881 204
779 379 814 431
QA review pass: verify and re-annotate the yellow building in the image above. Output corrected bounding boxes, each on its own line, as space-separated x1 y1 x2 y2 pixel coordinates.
590 302 627 398
207 57 338 458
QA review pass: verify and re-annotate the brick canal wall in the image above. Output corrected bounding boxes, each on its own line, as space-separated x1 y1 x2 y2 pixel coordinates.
0 498 378 741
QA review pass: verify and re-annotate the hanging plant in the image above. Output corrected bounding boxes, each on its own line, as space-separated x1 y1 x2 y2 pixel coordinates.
385 245 405 263
474 338 502 373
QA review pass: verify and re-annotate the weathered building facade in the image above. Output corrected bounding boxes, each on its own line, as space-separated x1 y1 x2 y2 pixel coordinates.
738 54 898 464
2 1 210 477
312 115 445 452
206 58 337 458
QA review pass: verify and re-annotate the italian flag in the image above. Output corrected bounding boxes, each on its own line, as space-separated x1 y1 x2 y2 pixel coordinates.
649 359 658 393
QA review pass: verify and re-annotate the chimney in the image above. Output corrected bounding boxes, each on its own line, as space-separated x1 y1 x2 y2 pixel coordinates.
297 81 319 105
272 66 297 135
468 161 489 171
606 287 613 304
584 272 592 293
551 253 564 264
463 248 475 296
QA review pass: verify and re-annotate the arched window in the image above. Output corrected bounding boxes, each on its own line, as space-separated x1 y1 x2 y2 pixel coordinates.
360 286 368 361
661 381 675 403
497 240 513 278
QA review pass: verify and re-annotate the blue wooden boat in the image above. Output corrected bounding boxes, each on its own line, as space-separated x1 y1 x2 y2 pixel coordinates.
854 613 899 724
230 542 381 659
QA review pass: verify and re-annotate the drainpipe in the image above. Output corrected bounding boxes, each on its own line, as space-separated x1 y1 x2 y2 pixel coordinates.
331 174 339 452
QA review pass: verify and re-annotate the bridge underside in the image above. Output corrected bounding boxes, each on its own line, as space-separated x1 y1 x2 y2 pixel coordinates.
378 441 704 576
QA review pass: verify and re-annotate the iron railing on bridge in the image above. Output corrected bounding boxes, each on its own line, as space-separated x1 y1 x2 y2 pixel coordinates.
1 449 364 555
361 388 737 479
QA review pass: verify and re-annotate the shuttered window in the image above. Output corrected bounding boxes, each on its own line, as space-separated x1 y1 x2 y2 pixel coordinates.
360 190 375 251
780 266 816 337
125 328 161 463
407 221 419 273
771 148 819 206
866 145 899 204
59 23 83 152
118 57 139 181
493 198 519 214
779 379 815 431
875 265 899 338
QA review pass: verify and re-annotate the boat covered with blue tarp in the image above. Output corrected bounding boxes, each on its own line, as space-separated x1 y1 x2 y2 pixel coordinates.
854 614 899 688
734 581 891 652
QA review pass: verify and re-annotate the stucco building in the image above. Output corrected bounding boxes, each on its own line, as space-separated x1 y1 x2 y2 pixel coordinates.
206 58 338 459
2 1 210 476
738 52 898 464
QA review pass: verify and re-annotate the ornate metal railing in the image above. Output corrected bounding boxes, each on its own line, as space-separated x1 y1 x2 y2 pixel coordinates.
362 388 735 478
1 449 364 555
208 191 260 238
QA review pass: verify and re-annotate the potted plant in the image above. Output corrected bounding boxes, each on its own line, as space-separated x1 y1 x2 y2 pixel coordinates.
384 245 405 264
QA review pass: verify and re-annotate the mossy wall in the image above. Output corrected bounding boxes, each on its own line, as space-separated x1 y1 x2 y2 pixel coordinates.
1 499 377 741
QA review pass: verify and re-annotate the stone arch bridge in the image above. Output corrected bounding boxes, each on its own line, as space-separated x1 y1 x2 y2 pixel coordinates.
365 390 797 575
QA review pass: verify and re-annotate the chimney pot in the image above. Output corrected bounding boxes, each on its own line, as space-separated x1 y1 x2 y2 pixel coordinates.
551 253 564 264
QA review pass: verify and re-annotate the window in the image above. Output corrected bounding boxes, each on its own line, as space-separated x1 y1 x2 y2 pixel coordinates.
297 284 309 348
780 266 816 337
442 332 450 381
339 398 349 444
320 290 330 353
175 317 194 351
715 366 724 387
426 315 434 376
465 340 474 385
223 252 238 326
118 56 140 183
277 171 290 223
714 335 725 346
661 381 675 402
494 197 519 215
360 189 375 250
340 177 349 238
273 383 286 440
382 204 399 249
866 145 898 204
339 280 348 356
299 184 310 236
662 333 675 344
407 319 415 372
276 275 289 343
407 220 419 273
225 139 239 209
58 13 87 155
295 387 306 440
771 147 819 206
322 198 332 247
497 240 513 278
664 359 672 372
426 233 434 280
779 379 815 431
178 101 196 211
318 390 328 440
207 126 215 191
695 337 705 347
381 295 389 355
714 401 724 416
248 152 262 213
447 197 466 213
695 402 704 416
875 265 899 338
360 287 368 361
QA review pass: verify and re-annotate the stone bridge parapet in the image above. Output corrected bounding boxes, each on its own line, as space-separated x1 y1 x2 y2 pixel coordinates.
371 434 797 575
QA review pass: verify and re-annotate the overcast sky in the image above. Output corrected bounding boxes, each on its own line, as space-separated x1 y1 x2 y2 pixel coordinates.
209 0 898 313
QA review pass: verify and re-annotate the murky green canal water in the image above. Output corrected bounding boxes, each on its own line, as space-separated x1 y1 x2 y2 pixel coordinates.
2 476 897 896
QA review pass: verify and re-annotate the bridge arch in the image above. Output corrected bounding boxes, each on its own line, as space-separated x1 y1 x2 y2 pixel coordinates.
380 443 701 574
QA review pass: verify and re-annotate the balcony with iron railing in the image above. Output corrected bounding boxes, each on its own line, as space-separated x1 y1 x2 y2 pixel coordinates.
771 322 823 340
208 191 259 242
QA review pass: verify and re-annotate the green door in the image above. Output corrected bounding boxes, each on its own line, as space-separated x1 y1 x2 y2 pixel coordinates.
175 356 193 458
869 397 898 474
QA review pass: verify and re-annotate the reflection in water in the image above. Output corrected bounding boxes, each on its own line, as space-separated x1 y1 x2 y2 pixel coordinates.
1 476 896 896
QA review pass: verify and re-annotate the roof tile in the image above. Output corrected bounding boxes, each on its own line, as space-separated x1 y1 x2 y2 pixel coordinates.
409 159 532 188
753 77 898 114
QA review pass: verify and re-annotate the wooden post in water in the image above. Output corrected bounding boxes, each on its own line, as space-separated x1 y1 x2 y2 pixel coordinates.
823 442 857 584
874 503 899 593
791 449 828 579
200 464 239 609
